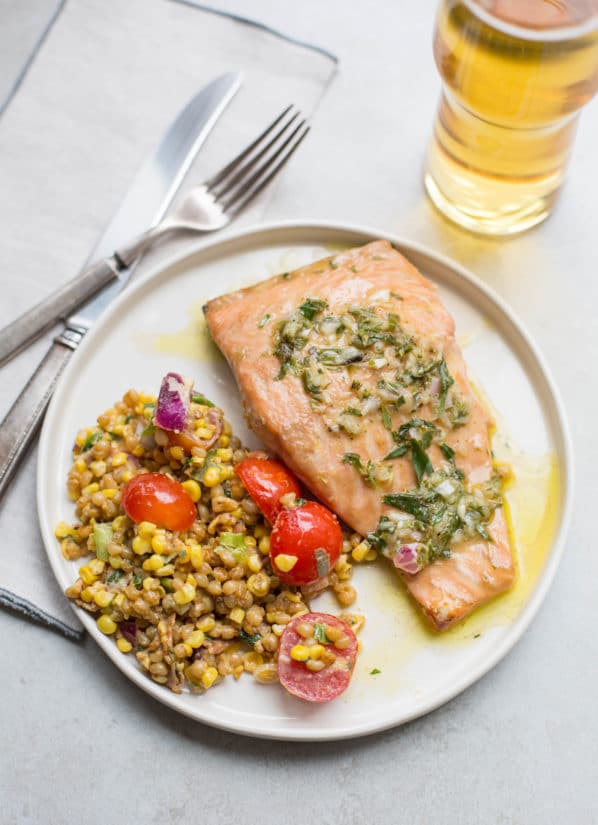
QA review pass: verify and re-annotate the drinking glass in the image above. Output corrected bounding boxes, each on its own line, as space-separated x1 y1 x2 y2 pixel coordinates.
424 0 598 235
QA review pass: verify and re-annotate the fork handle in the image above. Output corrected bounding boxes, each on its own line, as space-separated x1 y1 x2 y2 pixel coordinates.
0 340 74 502
0 256 121 368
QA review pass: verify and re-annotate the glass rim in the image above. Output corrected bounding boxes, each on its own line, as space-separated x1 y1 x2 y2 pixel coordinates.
462 0 598 41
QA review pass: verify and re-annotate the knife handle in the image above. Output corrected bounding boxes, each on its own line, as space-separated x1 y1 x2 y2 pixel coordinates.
0 257 120 368
0 340 75 502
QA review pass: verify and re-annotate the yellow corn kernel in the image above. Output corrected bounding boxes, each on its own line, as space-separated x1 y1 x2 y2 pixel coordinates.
150 532 167 554
202 466 221 487
178 547 190 564
173 583 196 605
79 565 97 586
121 470 134 484
218 434 230 447
323 623 343 642
82 482 100 496
156 565 175 577
102 488 118 499
90 460 107 478
68 490 79 502
201 666 219 689
258 535 271 555
247 553 262 574
243 651 264 672
308 644 325 660
116 638 132 653
75 429 92 447
365 548 378 562
244 535 257 547
89 559 105 575
170 445 185 461
142 554 165 572
187 630 205 649
132 536 151 555
272 624 285 637
139 393 155 404
195 427 213 440
112 515 127 530
97 615 117 635
132 444 145 457
111 451 128 468
290 644 310 662
190 545 205 570
229 607 245 624
351 542 370 562
306 659 326 672
111 424 125 436
74 458 87 473
273 553 297 573
80 587 94 603
247 573 270 598
253 663 278 684
253 524 267 539
181 479 201 502
196 616 216 633
138 521 157 539
142 577 158 591
186 573 196 586
93 590 114 608
109 556 122 570
54 522 75 539
335 635 352 650
113 593 125 608
216 448 232 462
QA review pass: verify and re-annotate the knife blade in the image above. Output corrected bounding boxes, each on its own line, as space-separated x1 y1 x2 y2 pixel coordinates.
0 72 242 365
0 71 241 500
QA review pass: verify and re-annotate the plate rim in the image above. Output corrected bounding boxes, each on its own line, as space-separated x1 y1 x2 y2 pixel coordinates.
37 218 574 740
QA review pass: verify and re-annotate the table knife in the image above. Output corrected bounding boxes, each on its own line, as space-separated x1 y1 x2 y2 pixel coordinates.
0 71 241 501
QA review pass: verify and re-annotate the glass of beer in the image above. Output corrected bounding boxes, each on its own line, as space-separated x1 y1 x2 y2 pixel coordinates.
424 0 598 235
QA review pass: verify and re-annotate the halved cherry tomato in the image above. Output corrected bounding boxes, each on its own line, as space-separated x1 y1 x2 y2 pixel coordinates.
269 500 342 586
235 453 302 523
278 612 358 702
121 473 196 531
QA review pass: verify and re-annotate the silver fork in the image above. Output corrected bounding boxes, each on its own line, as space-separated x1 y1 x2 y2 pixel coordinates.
0 106 309 367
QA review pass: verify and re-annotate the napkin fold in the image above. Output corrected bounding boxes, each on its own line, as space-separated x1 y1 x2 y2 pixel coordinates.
0 0 336 639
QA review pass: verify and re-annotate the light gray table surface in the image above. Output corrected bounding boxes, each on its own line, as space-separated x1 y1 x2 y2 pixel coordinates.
1 2 597 824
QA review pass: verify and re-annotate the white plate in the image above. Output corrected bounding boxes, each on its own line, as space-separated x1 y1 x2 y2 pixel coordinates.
37 221 573 740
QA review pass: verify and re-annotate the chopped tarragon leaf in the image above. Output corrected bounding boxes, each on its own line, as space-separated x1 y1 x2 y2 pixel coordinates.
295 498 307 506
141 422 155 438
384 444 409 460
282 272 291 280
258 314 272 328
191 394 215 407
239 629 261 646
134 574 143 589
440 442 455 461
370 668 381 675
411 440 434 486
299 297 327 321
390 418 437 485
438 358 454 412
81 431 102 452
383 490 434 522
342 452 378 488
313 623 331 644
107 569 124 584
381 404 392 431
317 347 363 366
343 407 363 417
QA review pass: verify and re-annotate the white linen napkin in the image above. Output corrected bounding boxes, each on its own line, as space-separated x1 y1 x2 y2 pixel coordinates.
0 0 336 639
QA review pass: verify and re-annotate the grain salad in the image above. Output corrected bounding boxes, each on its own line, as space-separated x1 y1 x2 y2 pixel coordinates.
57 386 366 694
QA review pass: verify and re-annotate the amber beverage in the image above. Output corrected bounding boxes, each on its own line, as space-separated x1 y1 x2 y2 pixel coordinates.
425 0 598 235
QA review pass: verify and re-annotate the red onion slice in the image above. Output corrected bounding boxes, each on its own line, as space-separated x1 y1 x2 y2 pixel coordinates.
392 543 423 575
155 372 193 432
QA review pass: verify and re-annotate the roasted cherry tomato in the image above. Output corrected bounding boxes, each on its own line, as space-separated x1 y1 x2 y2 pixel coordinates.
278 612 358 702
121 473 196 531
269 500 342 585
235 453 302 523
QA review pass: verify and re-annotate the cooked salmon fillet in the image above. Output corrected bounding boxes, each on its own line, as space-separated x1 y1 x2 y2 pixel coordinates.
204 241 515 629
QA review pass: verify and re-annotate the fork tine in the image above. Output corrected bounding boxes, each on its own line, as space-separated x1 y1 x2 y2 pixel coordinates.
209 109 301 199
223 123 310 216
204 104 294 190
